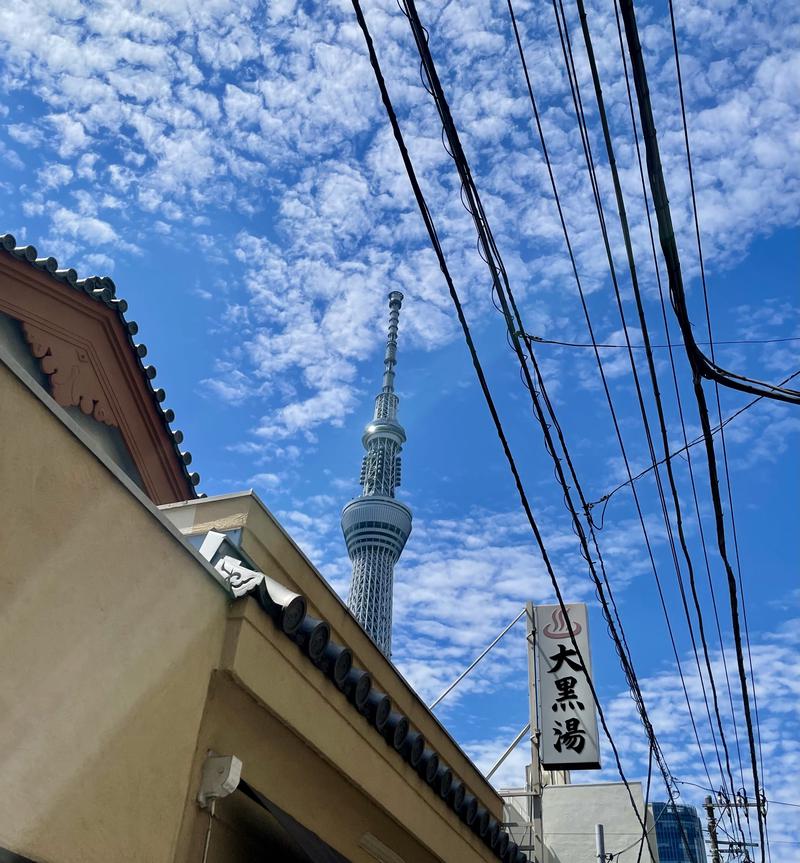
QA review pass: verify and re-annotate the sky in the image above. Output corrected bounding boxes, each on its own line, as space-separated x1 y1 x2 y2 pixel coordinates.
1 0 798 858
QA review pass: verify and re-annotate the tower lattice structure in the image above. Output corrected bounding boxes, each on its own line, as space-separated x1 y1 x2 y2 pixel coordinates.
341 291 412 657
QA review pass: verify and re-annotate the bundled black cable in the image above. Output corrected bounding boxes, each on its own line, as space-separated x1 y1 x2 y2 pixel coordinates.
571 0 747 845
616 0 768 856
612 8 798 407
504 2 726 856
664 0 771 854
349 0 648 831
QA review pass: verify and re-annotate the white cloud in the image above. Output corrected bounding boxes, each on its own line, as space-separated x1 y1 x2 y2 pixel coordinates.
48 207 142 255
38 162 73 190
46 112 88 157
1 0 795 457
0 10 797 857
247 471 281 489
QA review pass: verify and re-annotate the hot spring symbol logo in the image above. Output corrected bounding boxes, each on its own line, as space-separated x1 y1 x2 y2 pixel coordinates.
542 605 582 640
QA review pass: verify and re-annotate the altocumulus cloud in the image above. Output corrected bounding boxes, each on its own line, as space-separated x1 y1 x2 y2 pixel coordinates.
1 3 798 851
1 0 798 439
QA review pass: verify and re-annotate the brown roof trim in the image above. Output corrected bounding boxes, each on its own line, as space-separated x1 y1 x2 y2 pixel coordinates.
0 233 199 503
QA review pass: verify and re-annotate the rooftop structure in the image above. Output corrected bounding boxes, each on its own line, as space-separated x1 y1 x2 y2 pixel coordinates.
342 290 412 656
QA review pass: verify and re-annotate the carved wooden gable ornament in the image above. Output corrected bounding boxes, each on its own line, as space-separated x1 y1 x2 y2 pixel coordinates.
0 237 198 505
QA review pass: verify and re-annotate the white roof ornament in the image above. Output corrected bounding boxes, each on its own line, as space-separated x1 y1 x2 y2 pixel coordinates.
197 530 307 635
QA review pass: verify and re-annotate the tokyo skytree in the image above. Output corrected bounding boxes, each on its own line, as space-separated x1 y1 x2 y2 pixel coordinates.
341 291 412 657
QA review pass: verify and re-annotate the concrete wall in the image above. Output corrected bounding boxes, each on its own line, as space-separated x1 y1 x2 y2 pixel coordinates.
505 782 659 863
1 355 502 863
0 357 230 863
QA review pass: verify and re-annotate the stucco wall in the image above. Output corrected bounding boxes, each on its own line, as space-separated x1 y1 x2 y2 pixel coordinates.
541 782 659 862
174 600 500 863
0 358 229 863
161 492 504 824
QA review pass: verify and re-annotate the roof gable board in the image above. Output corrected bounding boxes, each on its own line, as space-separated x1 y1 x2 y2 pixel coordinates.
0 234 198 505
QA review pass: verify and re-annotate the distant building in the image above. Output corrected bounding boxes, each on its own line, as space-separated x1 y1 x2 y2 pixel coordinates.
502 780 659 862
651 802 708 863
342 290 411 657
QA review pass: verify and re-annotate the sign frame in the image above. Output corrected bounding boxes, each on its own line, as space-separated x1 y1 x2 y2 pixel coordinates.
534 603 601 771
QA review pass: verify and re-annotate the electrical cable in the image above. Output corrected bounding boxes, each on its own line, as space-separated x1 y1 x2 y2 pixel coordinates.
634 743 654 863
505 0 721 842
589 369 800 513
626 3 797 412
510 0 750 852
665 2 772 857
609 0 752 847
573 0 748 846
674 777 799 810
548 0 739 842
405 0 670 811
504 0 675 728
607 767 670 862
617 0 768 856
393 0 650 824
397 1 725 850
349 0 646 830
522 335 800 349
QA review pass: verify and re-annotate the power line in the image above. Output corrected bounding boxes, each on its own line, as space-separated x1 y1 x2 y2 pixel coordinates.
496 7 700 831
563 0 746 845
506 0 721 842
523 334 800 349
393 0 650 824
349 0 646 832
398 0 726 851
588 369 800 515
550 0 742 839
608 0 751 841
635 744 655 863
664 1 771 857
617 0 768 856
675 778 800 810
412 0 667 815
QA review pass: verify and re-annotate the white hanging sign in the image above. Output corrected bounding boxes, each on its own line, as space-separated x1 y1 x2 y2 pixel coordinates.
535 603 601 770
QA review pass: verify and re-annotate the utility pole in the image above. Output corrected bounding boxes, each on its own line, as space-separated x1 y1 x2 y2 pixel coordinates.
709 791 765 862
595 824 606 862
525 602 544 863
705 796 721 863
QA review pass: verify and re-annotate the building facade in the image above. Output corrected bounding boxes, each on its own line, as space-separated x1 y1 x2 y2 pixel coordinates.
651 802 708 863
503 781 660 863
0 237 520 863
342 290 411 657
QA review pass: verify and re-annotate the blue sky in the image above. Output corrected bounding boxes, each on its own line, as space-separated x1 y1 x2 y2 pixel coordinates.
1 0 798 857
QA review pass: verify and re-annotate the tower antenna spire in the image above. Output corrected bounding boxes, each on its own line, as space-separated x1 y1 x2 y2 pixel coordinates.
341 291 412 657
382 290 403 393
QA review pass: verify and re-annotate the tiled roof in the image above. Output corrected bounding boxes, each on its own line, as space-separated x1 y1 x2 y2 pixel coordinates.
0 233 199 494
201 530 526 863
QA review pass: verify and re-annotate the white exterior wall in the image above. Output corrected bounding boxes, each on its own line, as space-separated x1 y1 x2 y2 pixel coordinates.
503 782 660 863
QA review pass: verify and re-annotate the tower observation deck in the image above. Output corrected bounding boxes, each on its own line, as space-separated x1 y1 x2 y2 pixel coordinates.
341 291 412 657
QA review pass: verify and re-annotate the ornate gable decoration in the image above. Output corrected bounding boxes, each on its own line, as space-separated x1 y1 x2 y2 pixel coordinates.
22 322 118 426
0 234 199 505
